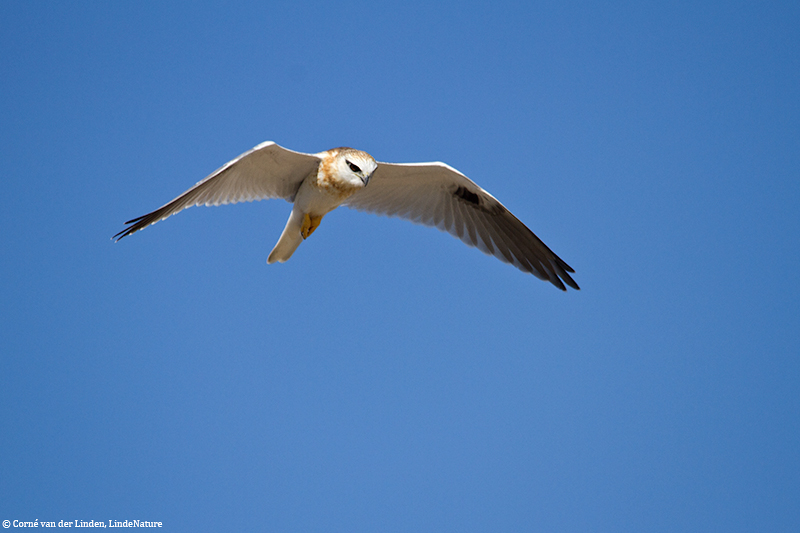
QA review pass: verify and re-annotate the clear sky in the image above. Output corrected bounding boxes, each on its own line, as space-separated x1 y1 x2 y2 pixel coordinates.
1 1 798 531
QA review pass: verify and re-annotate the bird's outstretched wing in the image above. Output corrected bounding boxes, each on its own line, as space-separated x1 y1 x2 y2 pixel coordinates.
113 142 320 241
345 161 579 290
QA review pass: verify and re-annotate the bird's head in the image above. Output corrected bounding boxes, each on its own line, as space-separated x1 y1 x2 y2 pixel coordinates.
333 148 378 188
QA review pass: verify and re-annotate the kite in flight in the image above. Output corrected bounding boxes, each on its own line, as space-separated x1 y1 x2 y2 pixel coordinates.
114 142 579 291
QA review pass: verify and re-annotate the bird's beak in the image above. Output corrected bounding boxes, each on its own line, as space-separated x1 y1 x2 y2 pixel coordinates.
361 175 371 187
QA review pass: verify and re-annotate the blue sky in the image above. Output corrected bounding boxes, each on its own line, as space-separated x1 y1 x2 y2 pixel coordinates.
1 1 798 531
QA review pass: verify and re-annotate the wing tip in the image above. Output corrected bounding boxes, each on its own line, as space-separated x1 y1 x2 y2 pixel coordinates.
112 212 155 242
112 224 137 242
551 259 580 291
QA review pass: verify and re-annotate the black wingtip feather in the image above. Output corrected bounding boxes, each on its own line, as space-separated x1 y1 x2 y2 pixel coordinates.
551 259 580 290
123 214 148 225
113 227 134 242
113 213 151 242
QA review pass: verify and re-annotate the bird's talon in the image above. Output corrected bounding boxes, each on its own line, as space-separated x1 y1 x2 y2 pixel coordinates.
300 213 323 240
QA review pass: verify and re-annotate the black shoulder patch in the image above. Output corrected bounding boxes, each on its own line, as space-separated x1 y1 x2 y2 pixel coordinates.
454 185 481 206
452 185 506 215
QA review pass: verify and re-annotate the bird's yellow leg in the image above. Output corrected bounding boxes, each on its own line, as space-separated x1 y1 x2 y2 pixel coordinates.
300 213 324 240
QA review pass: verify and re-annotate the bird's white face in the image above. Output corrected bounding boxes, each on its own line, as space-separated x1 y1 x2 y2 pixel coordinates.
333 149 378 188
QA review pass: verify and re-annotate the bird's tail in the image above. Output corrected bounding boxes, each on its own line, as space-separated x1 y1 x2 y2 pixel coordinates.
267 208 305 264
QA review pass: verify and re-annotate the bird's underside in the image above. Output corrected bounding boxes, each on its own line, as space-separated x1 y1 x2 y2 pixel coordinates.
114 141 579 291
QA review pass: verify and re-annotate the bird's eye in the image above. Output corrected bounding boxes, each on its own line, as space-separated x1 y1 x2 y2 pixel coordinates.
346 160 362 173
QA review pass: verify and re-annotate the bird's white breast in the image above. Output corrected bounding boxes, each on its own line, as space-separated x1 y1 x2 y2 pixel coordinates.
294 154 364 216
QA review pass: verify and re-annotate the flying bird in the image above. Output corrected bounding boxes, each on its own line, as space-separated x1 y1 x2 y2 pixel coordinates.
114 142 579 291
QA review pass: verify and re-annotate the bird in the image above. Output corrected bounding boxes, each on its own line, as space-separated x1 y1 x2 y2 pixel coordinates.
114 141 579 291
